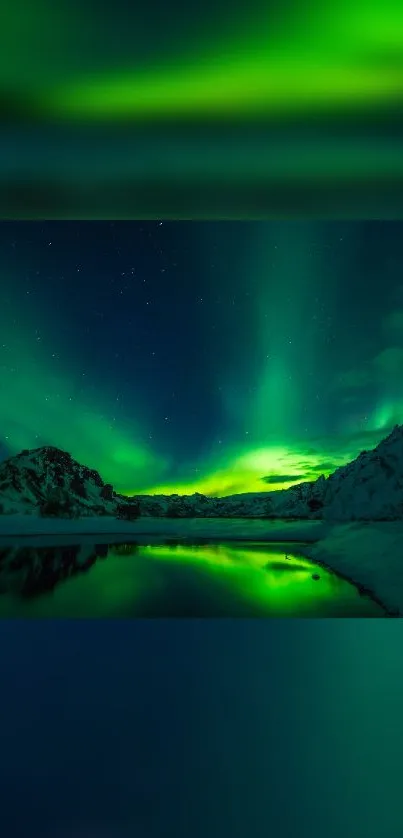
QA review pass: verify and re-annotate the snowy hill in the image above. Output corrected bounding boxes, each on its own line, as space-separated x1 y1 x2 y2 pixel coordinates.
254 424 403 521
0 446 139 520
1 425 403 521
212 425 403 521
222 425 403 521
315 424 403 521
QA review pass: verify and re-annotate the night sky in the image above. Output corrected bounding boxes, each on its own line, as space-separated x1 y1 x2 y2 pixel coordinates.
1 220 403 496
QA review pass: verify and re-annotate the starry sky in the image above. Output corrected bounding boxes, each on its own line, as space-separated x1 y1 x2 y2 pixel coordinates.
1 220 403 497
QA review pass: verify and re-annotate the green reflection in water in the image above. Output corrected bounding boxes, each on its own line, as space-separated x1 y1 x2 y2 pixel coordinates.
0 541 384 617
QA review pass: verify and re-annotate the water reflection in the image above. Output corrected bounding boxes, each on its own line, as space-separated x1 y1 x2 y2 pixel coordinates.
0 540 384 617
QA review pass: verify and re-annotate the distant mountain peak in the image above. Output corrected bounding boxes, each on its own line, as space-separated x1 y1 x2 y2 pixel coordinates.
1 426 403 521
0 445 138 520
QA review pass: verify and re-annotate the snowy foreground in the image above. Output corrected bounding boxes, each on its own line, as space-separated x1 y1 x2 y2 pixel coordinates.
304 522 403 616
0 515 403 614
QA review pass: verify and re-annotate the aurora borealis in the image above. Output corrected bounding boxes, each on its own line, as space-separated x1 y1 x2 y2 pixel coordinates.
4 0 403 121
3 0 403 219
1 220 403 497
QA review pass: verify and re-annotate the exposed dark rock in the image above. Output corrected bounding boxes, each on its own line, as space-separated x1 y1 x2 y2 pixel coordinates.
307 497 324 512
100 483 114 501
70 474 87 498
116 501 140 520
166 504 180 518
40 488 78 519
81 465 104 488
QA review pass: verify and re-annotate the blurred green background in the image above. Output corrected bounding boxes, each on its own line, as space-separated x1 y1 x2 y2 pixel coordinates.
2 0 403 216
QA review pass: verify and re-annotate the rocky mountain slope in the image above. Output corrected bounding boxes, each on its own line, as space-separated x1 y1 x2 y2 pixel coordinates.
0 447 139 519
311 424 403 521
1 424 403 520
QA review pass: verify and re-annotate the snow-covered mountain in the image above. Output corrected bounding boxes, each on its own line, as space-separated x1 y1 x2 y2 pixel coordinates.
0 446 139 519
135 425 403 520
1 424 403 520
214 424 403 521
312 424 403 521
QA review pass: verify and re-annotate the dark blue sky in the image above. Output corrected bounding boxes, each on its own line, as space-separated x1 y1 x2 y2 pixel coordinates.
1 221 403 494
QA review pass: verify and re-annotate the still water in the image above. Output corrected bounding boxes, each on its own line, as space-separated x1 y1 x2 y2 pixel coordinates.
0 539 384 617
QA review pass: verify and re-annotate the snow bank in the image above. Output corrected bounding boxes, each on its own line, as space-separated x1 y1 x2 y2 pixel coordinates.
302 522 403 615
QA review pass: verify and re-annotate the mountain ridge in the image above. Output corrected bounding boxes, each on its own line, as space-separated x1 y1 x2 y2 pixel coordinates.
0 425 403 520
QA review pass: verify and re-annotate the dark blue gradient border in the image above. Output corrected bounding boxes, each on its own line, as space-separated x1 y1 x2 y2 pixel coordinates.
0 620 401 837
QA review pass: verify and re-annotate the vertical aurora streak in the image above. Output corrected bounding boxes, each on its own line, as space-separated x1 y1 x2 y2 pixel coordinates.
1 220 403 494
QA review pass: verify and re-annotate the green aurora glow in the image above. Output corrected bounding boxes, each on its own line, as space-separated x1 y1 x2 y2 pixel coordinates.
43 1 403 121
0 292 168 491
0 261 400 497
3 0 403 120
0 543 383 617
